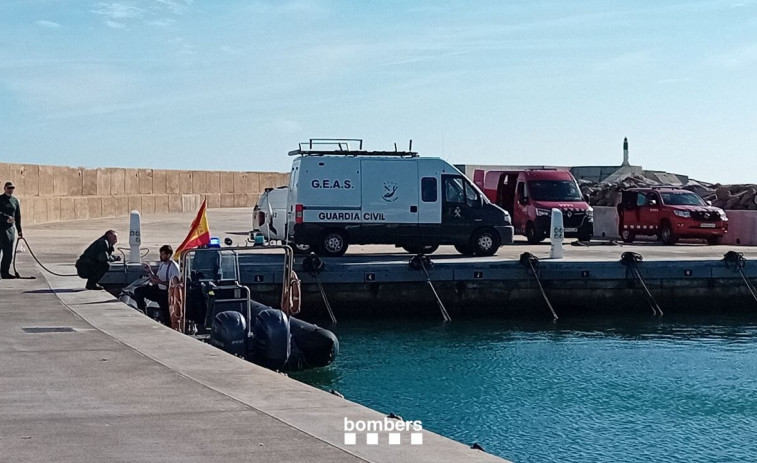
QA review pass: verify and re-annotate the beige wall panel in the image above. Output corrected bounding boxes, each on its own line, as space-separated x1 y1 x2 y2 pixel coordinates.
31 197 48 224
220 193 235 208
191 170 207 194
205 193 221 209
246 172 261 194
52 166 70 196
153 170 167 194
46 197 61 223
38 165 55 196
101 196 117 218
166 170 181 194
82 169 97 195
154 194 169 213
140 195 156 215
0 163 9 187
168 194 183 213
220 172 234 193
233 193 248 207
108 168 125 195
8 164 25 195
208 172 221 194
179 171 192 194
128 195 141 214
69 168 84 196
86 197 102 218
232 172 246 193
182 194 201 211
59 197 76 221
124 169 140 194
115 195 130 217
139 169 153 195
96 168 112 196
21 164 40 197
74 197 89 220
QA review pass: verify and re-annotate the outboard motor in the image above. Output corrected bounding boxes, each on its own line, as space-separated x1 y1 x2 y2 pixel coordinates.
210 311 247 358
250 309 291 370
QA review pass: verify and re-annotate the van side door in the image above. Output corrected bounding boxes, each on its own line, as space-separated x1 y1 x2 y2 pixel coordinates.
441 174 481 240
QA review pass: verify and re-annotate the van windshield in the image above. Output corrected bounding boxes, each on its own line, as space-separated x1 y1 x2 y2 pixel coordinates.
660 192 706 206
527 180 583 201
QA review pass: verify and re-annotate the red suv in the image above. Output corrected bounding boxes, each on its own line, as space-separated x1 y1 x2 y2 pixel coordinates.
617 188 728 245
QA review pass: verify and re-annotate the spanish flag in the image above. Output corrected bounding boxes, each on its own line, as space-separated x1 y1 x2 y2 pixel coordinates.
174 199 211 261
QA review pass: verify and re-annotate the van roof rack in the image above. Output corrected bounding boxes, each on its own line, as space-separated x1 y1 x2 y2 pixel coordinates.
288 138 418 157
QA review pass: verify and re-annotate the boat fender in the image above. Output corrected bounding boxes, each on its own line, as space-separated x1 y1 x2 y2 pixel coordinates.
210 311 247 358
289 318 339 368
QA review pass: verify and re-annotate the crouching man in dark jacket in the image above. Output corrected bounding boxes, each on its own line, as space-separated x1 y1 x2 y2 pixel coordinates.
76 230 119 290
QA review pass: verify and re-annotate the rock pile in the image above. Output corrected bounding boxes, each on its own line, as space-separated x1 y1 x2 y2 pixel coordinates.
580 174 757 210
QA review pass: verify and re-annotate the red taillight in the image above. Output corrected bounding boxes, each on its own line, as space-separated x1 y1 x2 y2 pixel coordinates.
295 204 303 224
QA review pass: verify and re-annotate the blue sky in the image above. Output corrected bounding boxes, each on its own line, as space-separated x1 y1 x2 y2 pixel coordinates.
1 1 756 184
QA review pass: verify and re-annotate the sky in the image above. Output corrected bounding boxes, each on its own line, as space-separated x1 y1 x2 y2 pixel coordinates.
1 0 756 184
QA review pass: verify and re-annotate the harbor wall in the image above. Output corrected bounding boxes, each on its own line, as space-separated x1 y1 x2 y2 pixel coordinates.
0 162 289 226
592 206 757 245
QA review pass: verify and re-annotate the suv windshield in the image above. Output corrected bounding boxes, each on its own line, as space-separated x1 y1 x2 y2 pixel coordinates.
660 191 706 206
527 180 583 201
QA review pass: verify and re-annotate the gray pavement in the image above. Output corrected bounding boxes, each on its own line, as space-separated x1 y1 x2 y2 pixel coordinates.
1 209 506 462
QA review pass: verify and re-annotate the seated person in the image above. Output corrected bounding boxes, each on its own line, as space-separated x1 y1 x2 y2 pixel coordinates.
134 245 180 326
75 230 118 290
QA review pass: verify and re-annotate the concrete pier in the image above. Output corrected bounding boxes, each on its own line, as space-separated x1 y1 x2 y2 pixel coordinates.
3 209 506 462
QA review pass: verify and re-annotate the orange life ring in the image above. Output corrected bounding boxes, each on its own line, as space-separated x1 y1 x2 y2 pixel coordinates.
168 276 184 332
281 270 302 315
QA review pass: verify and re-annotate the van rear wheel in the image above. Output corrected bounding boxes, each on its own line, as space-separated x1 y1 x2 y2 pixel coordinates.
471 228 500 256
526 222 543 244
454 244 474 256
318 230 348 257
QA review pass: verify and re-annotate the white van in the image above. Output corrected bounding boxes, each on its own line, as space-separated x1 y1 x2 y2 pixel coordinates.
286 139 514 257
253 186 288 242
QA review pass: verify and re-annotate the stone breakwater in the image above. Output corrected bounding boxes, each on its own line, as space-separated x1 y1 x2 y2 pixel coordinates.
581 173 757 211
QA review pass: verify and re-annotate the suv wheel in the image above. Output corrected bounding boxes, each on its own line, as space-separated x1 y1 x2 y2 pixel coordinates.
660 221 679 245
318 230 348 257
402 244 439 254
454 243 474 255
471 228 500 256
526 222 543 244
620 229 635 243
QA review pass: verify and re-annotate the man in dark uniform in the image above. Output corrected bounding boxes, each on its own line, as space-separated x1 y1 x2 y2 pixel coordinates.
75 229 118 290
0 181 23 279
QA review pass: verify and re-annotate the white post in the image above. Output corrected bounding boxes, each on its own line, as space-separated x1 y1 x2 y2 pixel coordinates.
128 210 142 263
550 208 564 259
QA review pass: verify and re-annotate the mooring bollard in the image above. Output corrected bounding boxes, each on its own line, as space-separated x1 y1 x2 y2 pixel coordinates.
549 208 564 259
128 210 142 263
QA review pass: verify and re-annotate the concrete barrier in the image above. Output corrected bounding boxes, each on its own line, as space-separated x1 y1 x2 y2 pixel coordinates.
0 162 289 226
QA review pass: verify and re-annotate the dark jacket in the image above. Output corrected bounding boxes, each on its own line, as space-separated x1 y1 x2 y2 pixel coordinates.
0 194 21 234
78 235 116 264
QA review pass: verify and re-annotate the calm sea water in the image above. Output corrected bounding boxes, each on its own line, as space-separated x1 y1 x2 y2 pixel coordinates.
291 314 757 463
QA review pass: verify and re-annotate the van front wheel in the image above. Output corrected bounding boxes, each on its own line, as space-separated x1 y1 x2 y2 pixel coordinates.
471 228 500 256
318 230 348 257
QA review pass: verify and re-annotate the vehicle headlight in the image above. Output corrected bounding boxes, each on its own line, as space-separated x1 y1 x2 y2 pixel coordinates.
586 207 594 219
674 210 690 218
536 208 551 217
716 208 727 220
